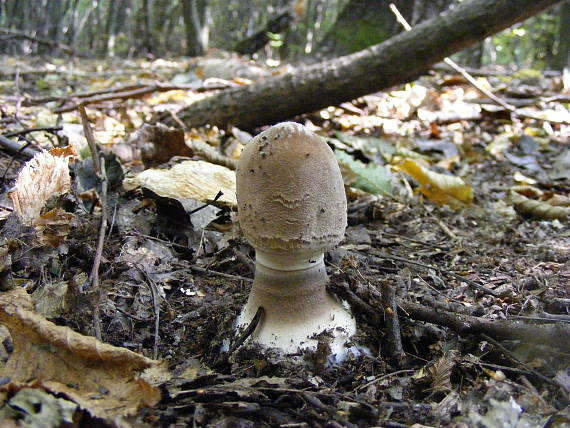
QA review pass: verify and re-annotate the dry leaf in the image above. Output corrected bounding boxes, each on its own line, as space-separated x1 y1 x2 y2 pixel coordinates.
425 351 458 393
0 288 161 420
510 192 570 220
395 159 473 209
9 151 73 226
123 160 237 207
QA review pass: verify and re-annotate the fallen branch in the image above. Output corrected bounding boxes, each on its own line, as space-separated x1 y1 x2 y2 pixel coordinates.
54 81 236 113
0 27 75 55
156 0 562 130
0 135 40 159
329 281 570 353
400 301 570 352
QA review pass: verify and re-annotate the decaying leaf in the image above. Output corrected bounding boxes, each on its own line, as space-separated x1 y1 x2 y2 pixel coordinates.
128 123 193 167
0 388 77 428
509 192 570 220
0 288 161 420
9 149 75 226
335 150 392 197
31 281 69 318
123 160 237 207
395 159 473 208
424 351 457 393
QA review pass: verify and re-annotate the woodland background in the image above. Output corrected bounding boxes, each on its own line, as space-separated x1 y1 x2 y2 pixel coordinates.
0 1 569 427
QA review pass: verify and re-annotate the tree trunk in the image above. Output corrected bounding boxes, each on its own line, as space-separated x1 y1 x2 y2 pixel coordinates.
554 0 570 70
157 0 562 130
315 0 414 59
182 0 207 57
315 0 455 60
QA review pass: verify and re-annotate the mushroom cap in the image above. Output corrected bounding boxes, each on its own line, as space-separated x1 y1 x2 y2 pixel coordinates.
236 122 347 255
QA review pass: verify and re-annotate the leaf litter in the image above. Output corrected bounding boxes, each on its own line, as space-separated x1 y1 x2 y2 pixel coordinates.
0 56 569 427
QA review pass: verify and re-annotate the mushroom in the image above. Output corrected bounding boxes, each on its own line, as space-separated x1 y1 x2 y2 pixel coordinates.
235 122 356 360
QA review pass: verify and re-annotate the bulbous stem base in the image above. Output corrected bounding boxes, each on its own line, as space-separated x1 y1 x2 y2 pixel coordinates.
236 257 356 358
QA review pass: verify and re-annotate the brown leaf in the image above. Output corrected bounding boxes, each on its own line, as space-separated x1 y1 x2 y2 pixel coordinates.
510 192 570 220
0 289 161 420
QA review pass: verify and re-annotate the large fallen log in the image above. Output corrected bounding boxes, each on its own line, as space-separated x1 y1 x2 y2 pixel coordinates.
157 0 561 130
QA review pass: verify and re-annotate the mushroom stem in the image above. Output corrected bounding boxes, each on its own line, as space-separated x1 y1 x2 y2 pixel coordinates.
237 255 355 357
255 249 324 271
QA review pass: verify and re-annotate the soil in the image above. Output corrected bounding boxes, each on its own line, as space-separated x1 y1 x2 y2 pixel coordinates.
0 60 569 427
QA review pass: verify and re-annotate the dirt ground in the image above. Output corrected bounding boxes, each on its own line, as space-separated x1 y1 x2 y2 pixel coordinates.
0 58 569 427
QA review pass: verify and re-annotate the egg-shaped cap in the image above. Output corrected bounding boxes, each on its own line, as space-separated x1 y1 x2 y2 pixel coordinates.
236 122 347 256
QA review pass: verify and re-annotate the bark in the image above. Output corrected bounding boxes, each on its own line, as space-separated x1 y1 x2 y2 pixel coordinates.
158 0 562 131
315 0 414 59
315 0 455 60
234 11 293 55
182 0 207 57
554 0 570 70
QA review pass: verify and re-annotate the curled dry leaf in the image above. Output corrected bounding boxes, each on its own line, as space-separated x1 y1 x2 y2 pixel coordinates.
0 288 161 420
9 149 75 226
509 192 570 220
395 159 473 209
123 160 237 207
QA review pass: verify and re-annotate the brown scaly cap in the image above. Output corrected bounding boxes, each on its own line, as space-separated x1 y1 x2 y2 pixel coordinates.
236 122 347 255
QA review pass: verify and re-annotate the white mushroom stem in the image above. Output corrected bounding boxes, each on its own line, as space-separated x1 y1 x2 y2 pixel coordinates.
255 249 324 272
236 254 355 357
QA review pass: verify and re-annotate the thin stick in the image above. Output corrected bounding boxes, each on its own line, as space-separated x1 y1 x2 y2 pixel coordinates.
481 334 557 386
380 280 406 366
3 126 63 138
79 106 101 174
369 248 500 297
80 106 107 340
229 306 265 354
135 266 161 360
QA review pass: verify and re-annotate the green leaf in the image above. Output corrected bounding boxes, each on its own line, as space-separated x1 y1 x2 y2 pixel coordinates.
335 150 392 197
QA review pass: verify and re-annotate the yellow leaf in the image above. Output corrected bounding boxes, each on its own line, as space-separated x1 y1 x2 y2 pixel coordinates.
395 160 473 209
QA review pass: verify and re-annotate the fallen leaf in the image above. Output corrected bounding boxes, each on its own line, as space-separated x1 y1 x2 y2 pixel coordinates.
0 288 161 420
509 192 570 220
0 388 77 428
335 150 392 197
123 160 237 207
395 159 473 208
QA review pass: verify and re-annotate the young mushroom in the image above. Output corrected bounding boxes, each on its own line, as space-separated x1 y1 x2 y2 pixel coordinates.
235 122 356 360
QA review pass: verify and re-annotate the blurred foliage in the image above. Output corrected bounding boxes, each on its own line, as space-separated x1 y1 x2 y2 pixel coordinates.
0 0 566 69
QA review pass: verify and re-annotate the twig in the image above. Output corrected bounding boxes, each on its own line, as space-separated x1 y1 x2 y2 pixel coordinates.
353 369 415 392
389 4 570 126
0 134 40 159
80 106 106 340
481 334 557 386
381 231 449 250
369 248 500 297
380 280 406 366
116 306 156 322
2 126 63 138
135 266 161 360
79 106 102 174
189 265 253 283
421 203 457 240
53 82 235 113
229 306 264 354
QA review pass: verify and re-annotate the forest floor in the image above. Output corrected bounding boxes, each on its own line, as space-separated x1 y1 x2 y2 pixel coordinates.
0 55 569 427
